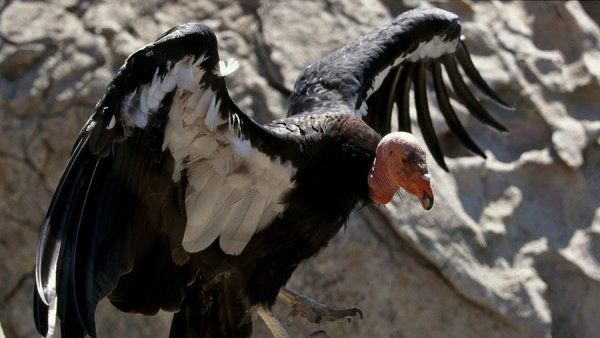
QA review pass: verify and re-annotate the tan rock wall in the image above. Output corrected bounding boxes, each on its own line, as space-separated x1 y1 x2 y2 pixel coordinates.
0 1 598 337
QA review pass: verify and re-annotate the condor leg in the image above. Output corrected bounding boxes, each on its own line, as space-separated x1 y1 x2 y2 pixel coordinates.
256 306 291 338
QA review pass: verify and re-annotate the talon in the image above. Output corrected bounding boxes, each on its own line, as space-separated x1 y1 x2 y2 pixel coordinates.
277 287 364 325
308 330 330 338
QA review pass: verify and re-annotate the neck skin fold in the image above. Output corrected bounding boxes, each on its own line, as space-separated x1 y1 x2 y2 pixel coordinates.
368 157 398 204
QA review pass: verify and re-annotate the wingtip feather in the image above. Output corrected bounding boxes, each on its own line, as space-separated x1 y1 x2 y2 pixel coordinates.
456 42 514 110
395 64 413 133
414 63 448 171
442 55 508 133
431 61 487 159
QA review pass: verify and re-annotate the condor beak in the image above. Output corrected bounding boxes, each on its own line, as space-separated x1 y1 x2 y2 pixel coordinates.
420 191 434 210
418 173 434 210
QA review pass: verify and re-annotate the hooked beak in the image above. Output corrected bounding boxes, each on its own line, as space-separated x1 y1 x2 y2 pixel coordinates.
420 191 434 210
417 173 434 210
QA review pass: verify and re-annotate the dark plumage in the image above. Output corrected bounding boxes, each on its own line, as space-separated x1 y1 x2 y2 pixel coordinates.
34 8 511 338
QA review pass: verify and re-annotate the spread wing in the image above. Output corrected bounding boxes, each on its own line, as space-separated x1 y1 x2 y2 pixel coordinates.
288 8 512 171
34 23 295 338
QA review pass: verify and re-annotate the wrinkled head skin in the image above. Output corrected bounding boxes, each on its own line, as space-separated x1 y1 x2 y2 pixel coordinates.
368 132 434 210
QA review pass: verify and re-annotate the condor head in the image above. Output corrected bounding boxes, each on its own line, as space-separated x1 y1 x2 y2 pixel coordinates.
368 132 434 210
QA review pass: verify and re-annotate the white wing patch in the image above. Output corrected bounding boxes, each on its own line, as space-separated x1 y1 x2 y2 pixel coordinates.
407 35 458 62
217 58 240 77
355 101 368 119
107 115 116 129
365 35 459 99
160 57 296 255
219 190 268 254
120 55 207 129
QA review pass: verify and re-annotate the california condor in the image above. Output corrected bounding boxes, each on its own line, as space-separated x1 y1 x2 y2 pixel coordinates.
34 8 512 338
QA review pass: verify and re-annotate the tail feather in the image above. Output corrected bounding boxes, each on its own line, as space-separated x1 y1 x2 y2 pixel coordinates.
109 232 191 315
169 279 252 338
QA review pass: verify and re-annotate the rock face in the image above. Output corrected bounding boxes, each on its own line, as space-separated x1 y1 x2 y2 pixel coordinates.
0 1 598 337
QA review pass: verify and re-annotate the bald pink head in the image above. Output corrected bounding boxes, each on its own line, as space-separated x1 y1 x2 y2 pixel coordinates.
368 132 434 210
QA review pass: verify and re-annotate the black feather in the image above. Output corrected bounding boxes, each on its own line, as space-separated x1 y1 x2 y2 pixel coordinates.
455 42 513 109
396 64 414 132
442 54 508 132
55 154 96 337
33 290 48 336
60 293 85 338
414 63 448 171
34 133 96 337
383 67 402 134
365 66 398 134
431 61 486 158
54 155 96 319
88 112 118 156
36 133 90 301
71 159 104 337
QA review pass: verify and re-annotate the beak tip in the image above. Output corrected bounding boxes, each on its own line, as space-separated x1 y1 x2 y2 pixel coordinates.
420 193 434 210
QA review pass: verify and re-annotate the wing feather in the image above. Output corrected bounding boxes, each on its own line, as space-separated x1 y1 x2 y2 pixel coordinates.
220 191 270 255
183 174 226 244
288 8 511 169
414 63 448 171
35 22 295 338
395 64 414 133
182 187 241 252
431 61 486 158
187 159 216 190
442 54 507 132
455 41 513 109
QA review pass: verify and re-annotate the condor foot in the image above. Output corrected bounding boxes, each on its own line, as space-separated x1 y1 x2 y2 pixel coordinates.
278 287 363 325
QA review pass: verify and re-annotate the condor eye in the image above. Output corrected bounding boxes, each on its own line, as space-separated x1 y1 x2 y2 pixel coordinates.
407 151 419 163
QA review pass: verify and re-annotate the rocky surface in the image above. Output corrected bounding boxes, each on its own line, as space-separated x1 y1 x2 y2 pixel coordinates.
0 1 598 337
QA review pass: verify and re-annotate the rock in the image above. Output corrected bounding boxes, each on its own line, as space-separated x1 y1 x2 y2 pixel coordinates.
83 3 137 39
0 1 599 338
0 43 46 76
0 2 84 44
261 0 388 90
